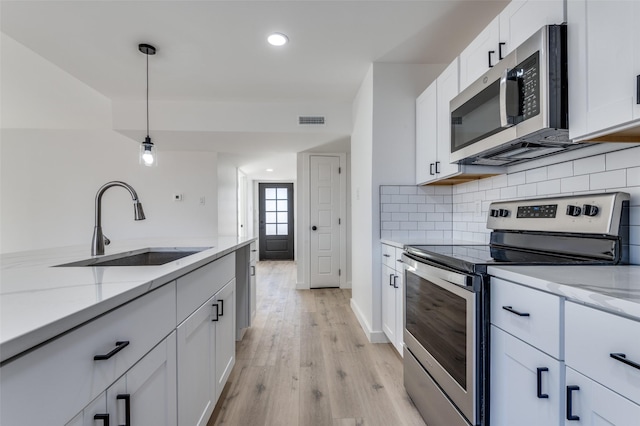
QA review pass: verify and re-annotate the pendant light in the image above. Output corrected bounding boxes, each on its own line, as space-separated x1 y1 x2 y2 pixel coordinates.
139 43 157 167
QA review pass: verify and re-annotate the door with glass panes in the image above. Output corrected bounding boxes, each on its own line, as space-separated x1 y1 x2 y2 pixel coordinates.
258 183 294 260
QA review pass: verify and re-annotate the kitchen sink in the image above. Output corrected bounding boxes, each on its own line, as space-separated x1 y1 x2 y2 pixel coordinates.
55 247 211 267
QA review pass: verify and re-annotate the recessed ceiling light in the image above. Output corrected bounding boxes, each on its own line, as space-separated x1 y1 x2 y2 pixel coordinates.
267 33 289 46
266 168 274 172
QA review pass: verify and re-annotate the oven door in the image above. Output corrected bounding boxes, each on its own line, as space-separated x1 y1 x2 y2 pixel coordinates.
403 254 481 425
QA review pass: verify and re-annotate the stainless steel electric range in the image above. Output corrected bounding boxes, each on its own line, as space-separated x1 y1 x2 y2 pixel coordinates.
401 192 630 426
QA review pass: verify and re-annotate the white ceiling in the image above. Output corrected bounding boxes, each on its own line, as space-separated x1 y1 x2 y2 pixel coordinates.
1 0 508 179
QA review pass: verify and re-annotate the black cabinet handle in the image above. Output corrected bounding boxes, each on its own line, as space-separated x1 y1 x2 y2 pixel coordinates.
393 275 399 289
537 367 549 399
117 394 131 426
94 414 110 426
383 254 391 258
636 75 639 104
502 306 530 317
566 385 580 421
610 353 640 370
488 50 495 68
218 299 224 317
429 163 435 176
389 273 394 287
396 259 404 264
94 341 130 361
498 42 506 60
251 265 256 276
251 249 257 252
435 161 441 174
211 303 219 322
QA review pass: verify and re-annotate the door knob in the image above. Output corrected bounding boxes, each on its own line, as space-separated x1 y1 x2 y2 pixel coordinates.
312 226 317 231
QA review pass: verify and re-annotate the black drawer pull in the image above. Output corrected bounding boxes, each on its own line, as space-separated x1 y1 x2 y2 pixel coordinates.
610 353 640 370
429 163 435 176
393 275 399 289
211 303 219 322
566 385 580 420
117 394 131 426
218 299 224 317
396 259 404 263
94 341 130 360
537 367 549 399
383 254 391 258
488 50 495 68
389 273 394 287
498 42 506 60
502 306 530 317
251 265 256 276
435 161 441 174
94 413 110 426
637 75 640 105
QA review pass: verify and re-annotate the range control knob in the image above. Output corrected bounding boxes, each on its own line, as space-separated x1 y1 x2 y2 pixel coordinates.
583 204 599 217
498 209 509 217
566 205 582 216
490 209 500 217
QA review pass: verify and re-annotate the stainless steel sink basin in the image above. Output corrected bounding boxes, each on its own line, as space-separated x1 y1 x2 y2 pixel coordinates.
55 247 211 267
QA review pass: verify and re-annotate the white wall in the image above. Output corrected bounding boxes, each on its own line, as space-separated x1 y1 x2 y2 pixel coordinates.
0 34 218 253
350 63 444 341
217 154 238 236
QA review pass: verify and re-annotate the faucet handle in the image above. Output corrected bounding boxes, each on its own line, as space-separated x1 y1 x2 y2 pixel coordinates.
104 235 111 246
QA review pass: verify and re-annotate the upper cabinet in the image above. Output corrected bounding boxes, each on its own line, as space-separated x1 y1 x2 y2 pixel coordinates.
568 0 640 142
416 59 502 185
460 0 565 91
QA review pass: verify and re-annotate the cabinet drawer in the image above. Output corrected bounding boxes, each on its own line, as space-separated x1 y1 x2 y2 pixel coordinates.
491 278 562 359
249 241 257 262
393 247 406 272
566 302 640 405
0 282 176 426
381 244 396 269
177 253 235 323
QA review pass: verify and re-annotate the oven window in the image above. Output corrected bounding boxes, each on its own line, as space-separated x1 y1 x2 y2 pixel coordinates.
406 270 467 390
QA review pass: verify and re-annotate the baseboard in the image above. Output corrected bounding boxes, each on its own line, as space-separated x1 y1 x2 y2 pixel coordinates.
341 281 352 289
350 298 389 344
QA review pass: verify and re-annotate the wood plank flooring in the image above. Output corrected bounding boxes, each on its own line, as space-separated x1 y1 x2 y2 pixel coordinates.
208 261 426 426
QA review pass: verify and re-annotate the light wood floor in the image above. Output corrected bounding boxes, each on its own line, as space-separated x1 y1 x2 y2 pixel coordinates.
208 261 426 426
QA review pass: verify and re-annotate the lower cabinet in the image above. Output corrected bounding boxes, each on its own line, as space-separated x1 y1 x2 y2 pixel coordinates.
65 393 107 426
381 243 404 354
491 326 563 426
177 278 236 426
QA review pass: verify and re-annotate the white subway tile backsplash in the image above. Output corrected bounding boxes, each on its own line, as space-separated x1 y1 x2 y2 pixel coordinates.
479 178 493 191
561 175 590 193
463 192 474 203
400 204 418 213
525 167 548 183
409 195 426 204
391 212 409 222
380 194 392 203
537 179 561 195
500 186 518 199
548 162 573 179
517 183 537 198
492 174 509 189
418 204 435 213
382 221 399 230
418 186 436 195
381 186 400 195
400 222 417 230
381 212 392 221
435 186 453 195
429 212 445 222
436 222 453 230
382 204 400 213
435 204 453 213
626 167 640 187
574 155 606 175
418 222 436 230
508 171 526 186
486 188 501 200
606 146 640 170
409 213 427 222
391 195 409 204
399 186 418 195
590 169 626 190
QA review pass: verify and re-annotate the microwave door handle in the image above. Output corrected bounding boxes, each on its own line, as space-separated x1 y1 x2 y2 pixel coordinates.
499 68 515 128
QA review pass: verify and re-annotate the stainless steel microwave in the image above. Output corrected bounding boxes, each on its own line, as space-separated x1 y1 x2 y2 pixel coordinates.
450 25 583 166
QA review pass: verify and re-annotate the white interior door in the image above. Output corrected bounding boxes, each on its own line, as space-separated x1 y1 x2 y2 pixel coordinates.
309 155 341 288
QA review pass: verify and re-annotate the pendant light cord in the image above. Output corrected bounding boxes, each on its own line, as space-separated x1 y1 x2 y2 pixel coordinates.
146 52 150 138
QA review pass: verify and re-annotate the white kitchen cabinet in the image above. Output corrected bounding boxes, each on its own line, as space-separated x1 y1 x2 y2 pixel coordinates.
107 332 177 426
381 244 404 354
177 278 236 426
564 367 640 425
65 393 107 426
568 0 640 141
460 0 565 90
491 326 563 426
416 80 438 184
214 279 236 401
250 241 257 322
436 59 462 179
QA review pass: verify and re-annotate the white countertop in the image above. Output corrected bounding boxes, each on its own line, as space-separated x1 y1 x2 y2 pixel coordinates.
488 265 640 321
0 236 256 363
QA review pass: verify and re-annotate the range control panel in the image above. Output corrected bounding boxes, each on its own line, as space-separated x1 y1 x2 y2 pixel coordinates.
486 192 630 236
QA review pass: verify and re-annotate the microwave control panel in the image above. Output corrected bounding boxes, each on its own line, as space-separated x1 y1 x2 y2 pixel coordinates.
518 52 540 120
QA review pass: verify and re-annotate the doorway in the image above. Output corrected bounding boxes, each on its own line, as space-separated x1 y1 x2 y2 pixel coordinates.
258 183 294 260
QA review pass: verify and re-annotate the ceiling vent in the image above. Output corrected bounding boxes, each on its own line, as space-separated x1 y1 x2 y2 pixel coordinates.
298 116 325 125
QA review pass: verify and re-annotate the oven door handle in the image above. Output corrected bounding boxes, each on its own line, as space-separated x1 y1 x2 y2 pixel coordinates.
500 68 516 128
402 254 473 288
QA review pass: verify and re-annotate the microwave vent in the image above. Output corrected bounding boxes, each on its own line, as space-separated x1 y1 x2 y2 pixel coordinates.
298 116 325 125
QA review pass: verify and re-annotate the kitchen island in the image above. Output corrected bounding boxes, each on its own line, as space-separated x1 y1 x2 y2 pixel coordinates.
0 236 256 426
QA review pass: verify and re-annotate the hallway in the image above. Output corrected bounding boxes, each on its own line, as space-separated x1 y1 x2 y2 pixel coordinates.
208 261 425 426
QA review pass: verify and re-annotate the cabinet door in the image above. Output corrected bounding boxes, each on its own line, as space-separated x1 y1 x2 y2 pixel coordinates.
416 82 438 185
393 266 404 355
108 332 178 426
65 393 107 426
565 367 640 425
177 296 217 426
459 16 500 90
436 58 460 179
569 0 640 140
499 0 565 58
491 326 563 426
381 263 397 346
250 260 257 322
214 279 236 401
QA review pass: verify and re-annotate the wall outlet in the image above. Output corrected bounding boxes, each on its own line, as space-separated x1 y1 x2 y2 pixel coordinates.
173 193 183 201
199 196 206 205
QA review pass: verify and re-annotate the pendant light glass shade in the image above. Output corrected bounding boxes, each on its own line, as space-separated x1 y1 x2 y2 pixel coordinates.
139 43 157 167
